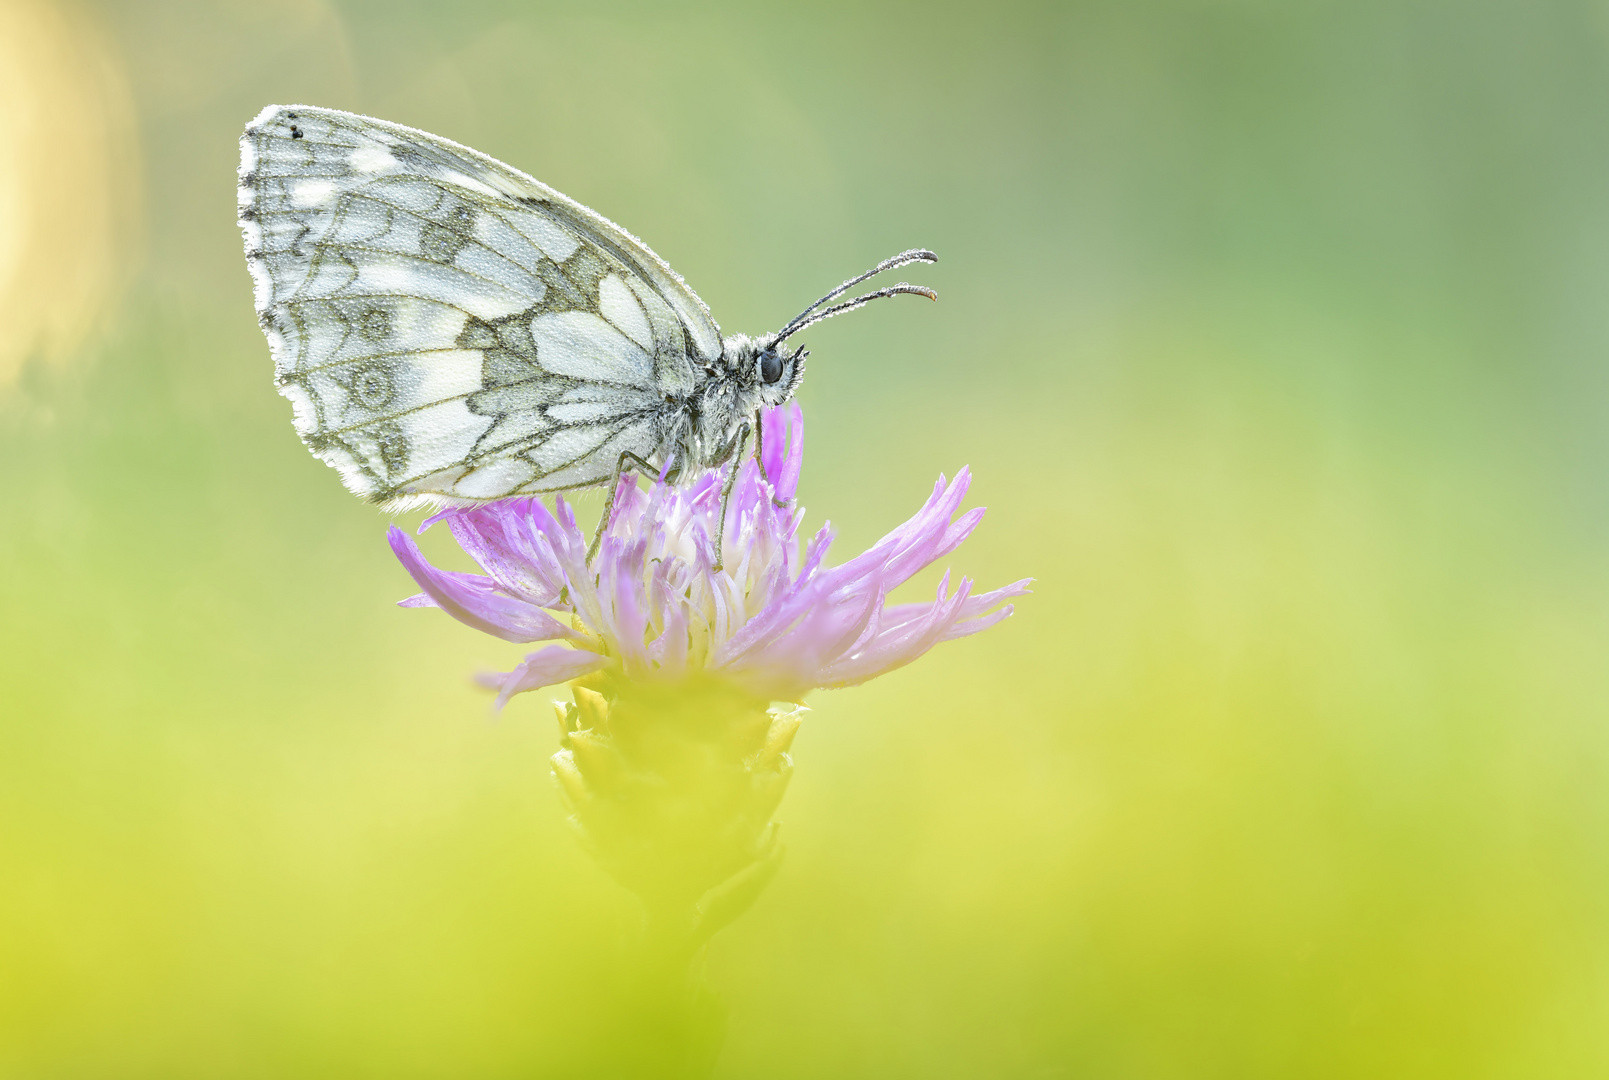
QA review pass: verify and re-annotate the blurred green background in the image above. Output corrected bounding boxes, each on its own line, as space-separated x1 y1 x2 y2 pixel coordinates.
5 0 1609 1075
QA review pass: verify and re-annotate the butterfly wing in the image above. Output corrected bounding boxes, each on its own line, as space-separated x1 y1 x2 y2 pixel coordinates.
237 104 720 507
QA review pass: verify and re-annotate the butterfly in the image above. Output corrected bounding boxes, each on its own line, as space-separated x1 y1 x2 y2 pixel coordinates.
236 104 936 564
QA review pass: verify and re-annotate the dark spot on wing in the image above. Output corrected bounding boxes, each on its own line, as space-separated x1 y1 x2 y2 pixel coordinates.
290 125 303 140
459 306 543 389
495 319 536 360
458 316 498 350
479 355 540 393
373 420 409 473
536 262 585 307
560 245 608 299
350 364 394 409
357 306 391 342
420 220 467 262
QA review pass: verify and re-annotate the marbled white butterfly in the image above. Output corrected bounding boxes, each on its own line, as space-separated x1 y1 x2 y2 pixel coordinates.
237 105 936 562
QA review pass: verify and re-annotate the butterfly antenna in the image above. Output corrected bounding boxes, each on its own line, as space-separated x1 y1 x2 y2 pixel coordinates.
774 284 937 344
773 248 937 342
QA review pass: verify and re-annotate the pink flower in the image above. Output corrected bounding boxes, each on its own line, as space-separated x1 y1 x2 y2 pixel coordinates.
389 404 1029 705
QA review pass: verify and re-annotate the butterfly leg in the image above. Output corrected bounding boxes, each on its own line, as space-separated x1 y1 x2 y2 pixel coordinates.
753 409 770 485
751 408 792 509
587 450 662 565
713 421 752 572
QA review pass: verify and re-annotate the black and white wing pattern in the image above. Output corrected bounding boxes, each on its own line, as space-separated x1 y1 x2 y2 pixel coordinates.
237 104 722 508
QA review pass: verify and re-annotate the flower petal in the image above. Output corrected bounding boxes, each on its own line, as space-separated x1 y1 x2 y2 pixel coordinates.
388 402 1024 699
431 502 566 606
388 526 578 644
759 404 789 489
819 573 975 687
762 401 805 504
482 645 609 709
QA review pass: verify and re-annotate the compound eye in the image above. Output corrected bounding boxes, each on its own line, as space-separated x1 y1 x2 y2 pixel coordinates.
759 350 784 384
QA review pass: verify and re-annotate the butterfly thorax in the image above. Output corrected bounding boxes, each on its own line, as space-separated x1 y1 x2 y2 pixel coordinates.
677 333 805 470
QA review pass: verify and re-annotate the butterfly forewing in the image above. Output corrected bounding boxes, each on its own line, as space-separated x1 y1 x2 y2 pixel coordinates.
238 104 720 508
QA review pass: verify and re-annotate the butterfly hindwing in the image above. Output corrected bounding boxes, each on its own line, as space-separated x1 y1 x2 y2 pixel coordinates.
238 104 717 507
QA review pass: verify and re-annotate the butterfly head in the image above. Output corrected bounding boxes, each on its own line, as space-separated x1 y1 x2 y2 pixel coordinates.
722 333 808 408
754 338 808 407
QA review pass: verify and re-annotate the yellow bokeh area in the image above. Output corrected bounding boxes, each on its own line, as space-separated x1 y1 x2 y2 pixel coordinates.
0 0 137 387
4 2 1609 1076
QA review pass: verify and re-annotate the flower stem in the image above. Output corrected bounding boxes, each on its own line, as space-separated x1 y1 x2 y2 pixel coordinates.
551 676 802 1075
